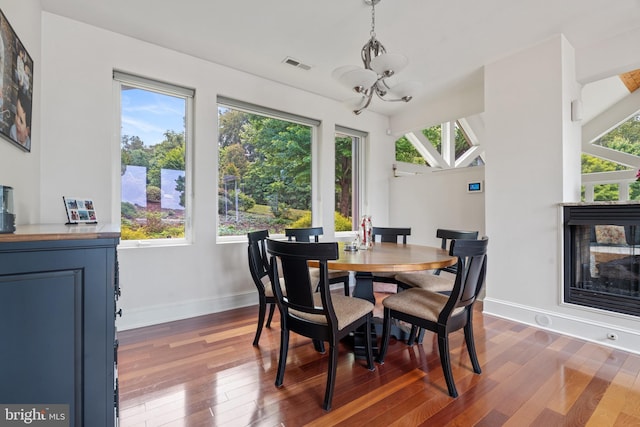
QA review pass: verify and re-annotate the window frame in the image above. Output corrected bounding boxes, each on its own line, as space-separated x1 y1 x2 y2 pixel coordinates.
113 71 194 248
216 96 320 242
335 125 366 236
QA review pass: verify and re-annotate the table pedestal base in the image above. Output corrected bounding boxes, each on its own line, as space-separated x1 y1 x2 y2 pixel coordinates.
352 318 413 359
352 272 376 303
350 272 415 358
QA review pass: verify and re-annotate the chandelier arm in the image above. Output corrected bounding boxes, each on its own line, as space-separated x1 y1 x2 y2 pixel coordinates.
361 41 371 69
361 37 387 69
374 90 411 103
378 95 413 103
378 78 392 90
354 92 375 115
373 77 411 102
374 78 388 98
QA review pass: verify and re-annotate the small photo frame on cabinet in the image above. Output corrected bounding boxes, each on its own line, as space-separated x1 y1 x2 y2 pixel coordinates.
63 196 98 224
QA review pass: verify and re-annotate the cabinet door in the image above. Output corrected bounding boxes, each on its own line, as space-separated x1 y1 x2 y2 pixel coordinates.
0 270 83 425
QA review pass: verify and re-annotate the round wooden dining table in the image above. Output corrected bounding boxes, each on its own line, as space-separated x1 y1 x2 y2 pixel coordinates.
330 241 456 272
312 241 457 303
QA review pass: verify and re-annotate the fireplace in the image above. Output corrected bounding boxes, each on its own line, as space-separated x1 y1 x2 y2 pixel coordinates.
563 203 640 317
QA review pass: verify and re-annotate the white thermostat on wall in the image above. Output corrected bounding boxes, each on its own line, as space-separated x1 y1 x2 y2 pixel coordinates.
467 181 483 193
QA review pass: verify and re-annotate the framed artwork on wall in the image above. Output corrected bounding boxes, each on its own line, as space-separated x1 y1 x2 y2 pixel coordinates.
0 9 33 152
63 197 98 225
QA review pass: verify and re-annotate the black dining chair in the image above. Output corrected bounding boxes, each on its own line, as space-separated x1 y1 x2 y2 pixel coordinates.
247 229 278 346
266 238 375 411
285 227 351 296
370 227 412 287
395 229 479 293
376 236 488 398
395 228 479 344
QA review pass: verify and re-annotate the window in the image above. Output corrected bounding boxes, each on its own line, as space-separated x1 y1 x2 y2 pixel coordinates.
335 126 365 232
114 72 193 243
217 97 318 237
581 112 640 201
395 120 484 168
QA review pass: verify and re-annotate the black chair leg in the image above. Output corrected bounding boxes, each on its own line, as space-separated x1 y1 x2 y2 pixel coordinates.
266 303 276 328
253 300 267 346
464 322 481 374
407 326 425 345
437 333 458 398
327 276 350 296
407 325 418 345
275 329 289 387
375 308 392 364
364 317 374 371
323 342 339 411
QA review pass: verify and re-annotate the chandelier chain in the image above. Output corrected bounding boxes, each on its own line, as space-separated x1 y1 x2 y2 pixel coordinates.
370 0 376 38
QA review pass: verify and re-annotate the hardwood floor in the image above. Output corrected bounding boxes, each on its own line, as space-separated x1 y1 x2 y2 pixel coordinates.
117 296 640 427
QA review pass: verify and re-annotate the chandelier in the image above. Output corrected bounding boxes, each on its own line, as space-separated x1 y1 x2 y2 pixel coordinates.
332 0 421 115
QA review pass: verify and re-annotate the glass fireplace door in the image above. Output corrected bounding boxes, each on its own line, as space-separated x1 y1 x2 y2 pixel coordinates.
564 204 640 317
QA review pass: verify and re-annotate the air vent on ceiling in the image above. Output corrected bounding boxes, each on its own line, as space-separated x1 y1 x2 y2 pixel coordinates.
283 57 311 71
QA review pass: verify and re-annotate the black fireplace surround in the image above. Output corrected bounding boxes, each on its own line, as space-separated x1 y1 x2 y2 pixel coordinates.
564 203 640 317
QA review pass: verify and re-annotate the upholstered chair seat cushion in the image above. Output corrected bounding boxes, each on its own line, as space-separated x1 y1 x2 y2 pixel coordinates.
289 293 373 331
261 275 286 297
381 288 464 322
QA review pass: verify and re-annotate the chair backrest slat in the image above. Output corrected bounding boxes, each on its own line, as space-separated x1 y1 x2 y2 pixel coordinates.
371 227 411 244
439 237 488 323
266 239 339 321
247 230 270 291
436 229 479 250
285 227 323 243
282 257 316 308
435 229 479 274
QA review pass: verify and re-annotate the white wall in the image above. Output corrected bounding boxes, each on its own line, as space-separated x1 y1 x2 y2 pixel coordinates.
39 13 394 330
482 35 640 354
388 165 485 246
0 1 41 224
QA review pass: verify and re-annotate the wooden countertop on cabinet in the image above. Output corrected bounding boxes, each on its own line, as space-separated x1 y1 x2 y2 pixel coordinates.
0 223 121 243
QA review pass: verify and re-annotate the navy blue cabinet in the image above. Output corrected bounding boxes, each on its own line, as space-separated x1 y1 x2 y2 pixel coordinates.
0 225 120 427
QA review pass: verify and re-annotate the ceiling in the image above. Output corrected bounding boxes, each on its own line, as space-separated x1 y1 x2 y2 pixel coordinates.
39 0 640 117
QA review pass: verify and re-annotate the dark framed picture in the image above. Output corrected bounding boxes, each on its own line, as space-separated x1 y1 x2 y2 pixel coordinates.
0 9 33 152
63 197 98 225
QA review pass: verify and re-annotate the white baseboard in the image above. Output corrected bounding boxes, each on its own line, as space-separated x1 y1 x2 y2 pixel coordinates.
483 298 640 355
117 283 351 331
117 292 257 331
